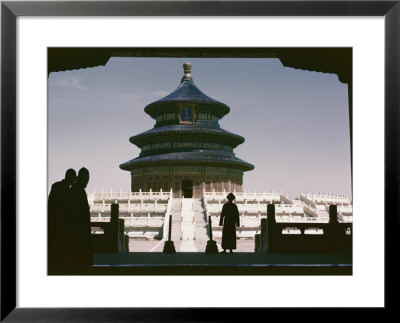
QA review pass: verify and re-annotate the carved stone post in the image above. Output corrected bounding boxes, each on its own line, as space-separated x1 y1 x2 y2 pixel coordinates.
255 233 260 252
163 214 176 253
111 203 119 253
260 218 267 253
326 204 341 253
329 204 338 224
266 203 277 253
124 234 129 252
205 216 218 253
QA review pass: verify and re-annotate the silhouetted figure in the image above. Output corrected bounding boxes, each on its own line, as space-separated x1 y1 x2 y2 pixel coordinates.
219 193 240 254
48 168 76 272
67 167 93 269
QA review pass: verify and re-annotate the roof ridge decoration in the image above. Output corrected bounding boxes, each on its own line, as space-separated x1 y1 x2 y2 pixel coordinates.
181 62 193 83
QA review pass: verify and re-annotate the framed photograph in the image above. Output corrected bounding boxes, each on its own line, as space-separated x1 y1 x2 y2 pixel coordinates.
1 0 397 320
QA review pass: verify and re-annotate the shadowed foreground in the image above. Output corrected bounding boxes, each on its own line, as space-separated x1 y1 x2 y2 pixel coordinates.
53 251 352 275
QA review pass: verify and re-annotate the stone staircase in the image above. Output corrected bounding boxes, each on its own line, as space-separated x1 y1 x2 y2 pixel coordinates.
193 198 216 252
180 198 195 240
193 198 208 240
157 198 216 252
170 199 183 241
179 198 213 252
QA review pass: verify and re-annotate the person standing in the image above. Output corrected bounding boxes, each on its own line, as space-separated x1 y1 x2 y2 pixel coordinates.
68 167 93 269
219 193 240 254
48 168 76 272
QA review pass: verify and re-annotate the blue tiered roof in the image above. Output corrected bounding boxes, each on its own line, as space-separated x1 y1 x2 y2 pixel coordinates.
129 124 244 146
144 78 230 118
120 151 254 170
120 62 254 172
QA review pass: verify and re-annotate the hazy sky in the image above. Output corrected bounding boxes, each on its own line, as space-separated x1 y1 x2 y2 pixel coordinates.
48 57 351 199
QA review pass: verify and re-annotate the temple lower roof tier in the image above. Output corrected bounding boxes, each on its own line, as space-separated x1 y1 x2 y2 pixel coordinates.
120 151 254 171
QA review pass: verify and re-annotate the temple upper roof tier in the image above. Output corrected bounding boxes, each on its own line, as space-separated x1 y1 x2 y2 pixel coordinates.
144 63 230 119
129 123 245 147
119 150 254 171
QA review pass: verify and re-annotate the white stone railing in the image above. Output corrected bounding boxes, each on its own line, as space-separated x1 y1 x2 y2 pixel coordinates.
335 205 353 214
238 203 266 213
300 192 350 205
91 214 165 227
203 191 352 222
274 204 304 214
90 189 171 202
205 202 266 214
240 214 261 227
241 190 281 202
280 193 293 204
124 214 165 227
304 204 319 217
205 201 304 216
203 190 281 203
340 214 353 223
301 198 318 208
90 201 168 215
204 201 221 213
208 212 333 231
90 215 109 223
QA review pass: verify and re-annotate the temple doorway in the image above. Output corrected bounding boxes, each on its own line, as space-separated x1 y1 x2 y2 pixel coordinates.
182 180 193 198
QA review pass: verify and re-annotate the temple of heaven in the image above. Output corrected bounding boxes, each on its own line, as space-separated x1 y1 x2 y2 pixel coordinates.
120 62 254 198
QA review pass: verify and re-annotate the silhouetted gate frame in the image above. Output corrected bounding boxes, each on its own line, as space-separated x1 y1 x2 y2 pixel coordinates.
1 0 398 320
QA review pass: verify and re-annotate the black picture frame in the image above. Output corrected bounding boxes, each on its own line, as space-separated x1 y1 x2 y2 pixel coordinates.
1 0 398 321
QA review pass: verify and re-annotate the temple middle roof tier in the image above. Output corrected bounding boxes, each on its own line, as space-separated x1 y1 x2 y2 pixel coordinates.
119 150 255 171
130 123 245 147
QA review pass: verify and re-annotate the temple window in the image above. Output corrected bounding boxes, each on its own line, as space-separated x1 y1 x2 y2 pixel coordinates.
180 105 193 123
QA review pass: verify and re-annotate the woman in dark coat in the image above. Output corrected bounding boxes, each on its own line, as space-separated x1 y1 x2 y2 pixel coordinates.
219 193 240 253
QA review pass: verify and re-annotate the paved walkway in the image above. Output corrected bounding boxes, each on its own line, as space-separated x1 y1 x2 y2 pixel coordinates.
129 238 255 253
180 198 195 241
